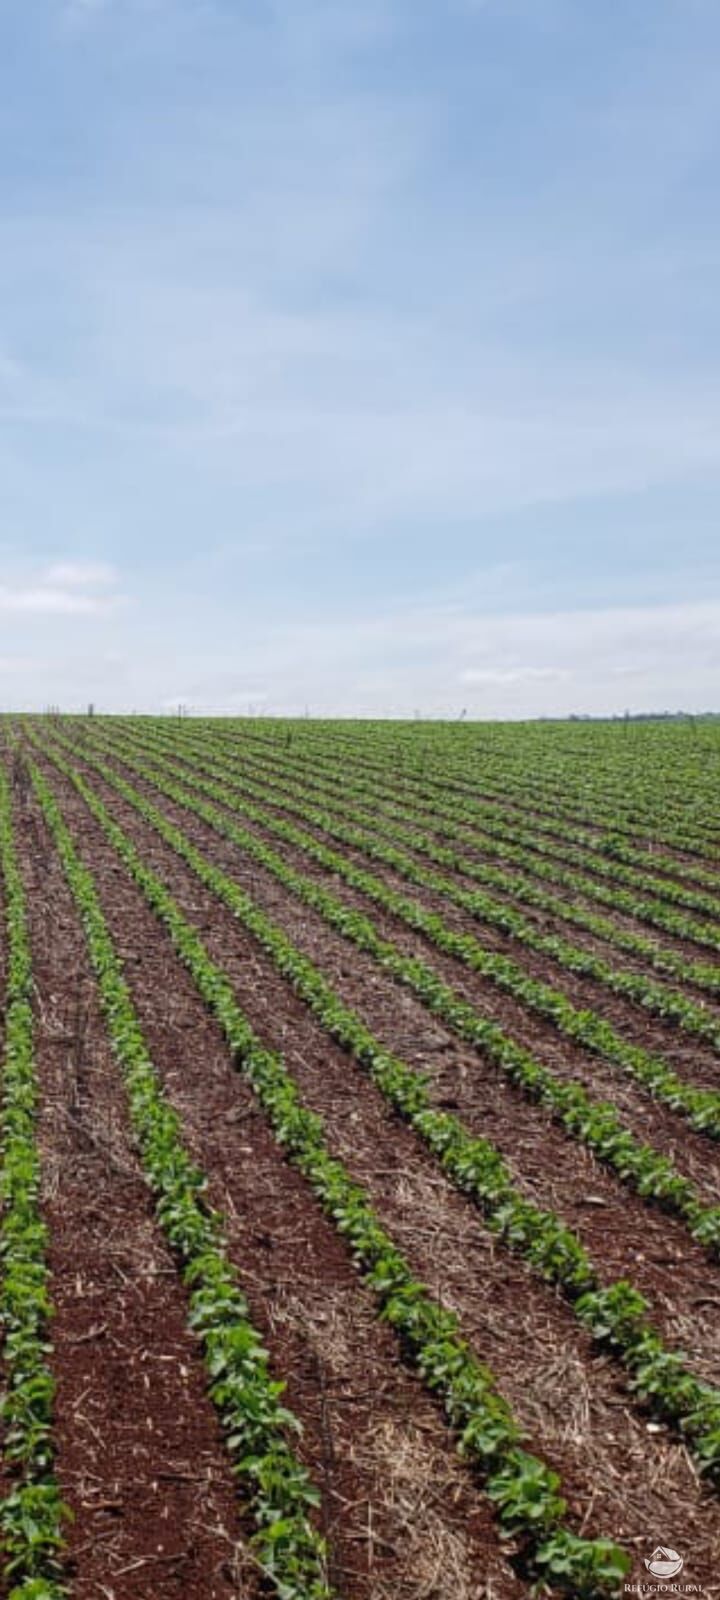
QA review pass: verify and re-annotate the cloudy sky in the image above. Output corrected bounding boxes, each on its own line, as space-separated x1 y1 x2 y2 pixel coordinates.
1 0 719 716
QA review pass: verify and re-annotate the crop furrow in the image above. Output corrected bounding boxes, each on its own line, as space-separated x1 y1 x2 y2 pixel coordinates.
29 735 720 1495
0 760 67 1598
25 748 633 1598
25 759 332 1600
75 724 720 1146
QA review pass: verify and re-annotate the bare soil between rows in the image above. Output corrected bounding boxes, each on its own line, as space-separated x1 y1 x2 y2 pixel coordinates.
238 732 720 887
75 743 720 1353
8 764 257 1600
183 746 720 1091
33 737 720 1590
24 748 524 1600
90 731 720 1210
228 741 720 995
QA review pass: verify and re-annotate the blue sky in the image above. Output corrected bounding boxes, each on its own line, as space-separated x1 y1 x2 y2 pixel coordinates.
1 0 719 715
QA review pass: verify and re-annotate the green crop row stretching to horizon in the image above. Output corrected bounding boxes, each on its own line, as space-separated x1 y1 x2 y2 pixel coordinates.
0 712 718 1599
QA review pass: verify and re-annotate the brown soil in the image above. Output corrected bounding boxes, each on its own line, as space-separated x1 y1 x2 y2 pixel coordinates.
21 750 524 1600
57 738 720 1322
90 731 720 1208
231 726 720 884
222 738 720 990
29 737 720 1592
188 762 720 1098
177 736 720 1082
298 735 720 887
207 728 720 895
7 765 257 1600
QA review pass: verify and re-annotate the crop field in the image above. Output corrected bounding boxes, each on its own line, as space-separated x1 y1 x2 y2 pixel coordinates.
1 715 720 1600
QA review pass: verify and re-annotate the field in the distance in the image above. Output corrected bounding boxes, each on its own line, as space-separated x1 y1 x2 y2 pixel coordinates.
1 715 720 1600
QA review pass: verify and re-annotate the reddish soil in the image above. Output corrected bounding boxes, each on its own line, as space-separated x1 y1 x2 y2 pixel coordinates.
60 739 720 1327
28 737 720 1592
215 738 720 986
298 735 720 884
90 731 720 1208
8 768 256 1600
202 727 720 890
20 752 523 1600
175 737 720 1084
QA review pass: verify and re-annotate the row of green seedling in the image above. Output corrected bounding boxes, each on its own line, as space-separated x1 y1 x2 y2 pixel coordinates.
41 740 720 1495
176 720 720 954
284 716 720 851
28 749 631 1598
0 759 68 1599
255 721 720 915
235 719 720 895
267 716 719 853
191 725 720 988
27 761 332 1600
86 726 720 1144
143 722 720 1010
385 729 720 865
313 722 720 874
46 729 720 1258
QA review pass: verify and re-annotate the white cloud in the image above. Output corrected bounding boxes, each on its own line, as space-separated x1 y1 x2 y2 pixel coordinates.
102 596 719 718
43 561 119 589
0 586 107 616
0 579 716 716
0 561 122 617
461 667 570 686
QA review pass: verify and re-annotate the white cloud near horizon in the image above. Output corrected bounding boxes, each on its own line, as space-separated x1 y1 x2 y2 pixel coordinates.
117 597 720 719
0 561 122 617
0 586 716 716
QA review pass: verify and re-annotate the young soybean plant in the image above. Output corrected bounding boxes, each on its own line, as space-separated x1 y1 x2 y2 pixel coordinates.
19 761 331 1600
29 755 631 1599
68 728 720 1257
0 761 69 1600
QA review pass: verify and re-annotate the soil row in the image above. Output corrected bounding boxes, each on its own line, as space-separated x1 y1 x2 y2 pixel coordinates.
226 739 720 987
29 737 720 1590
8 763 253 1600
229 728 720 884
81 733 720 1209
172 743 720 1087
17 754 525 1600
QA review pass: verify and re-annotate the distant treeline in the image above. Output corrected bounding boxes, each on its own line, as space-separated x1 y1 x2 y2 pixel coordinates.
565 711 720 723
